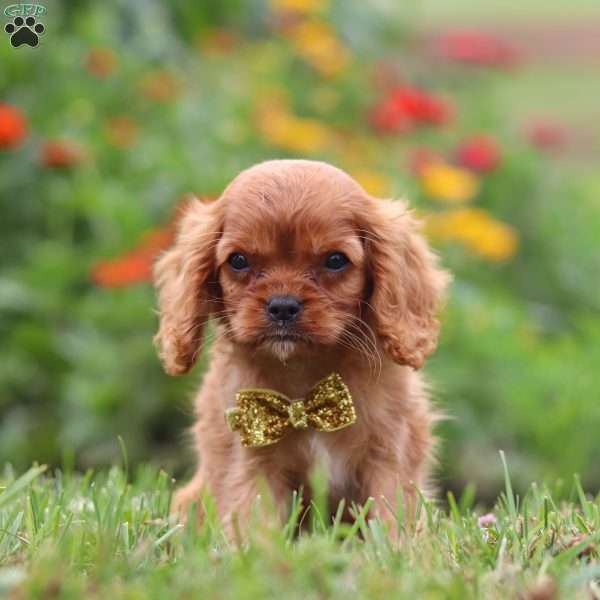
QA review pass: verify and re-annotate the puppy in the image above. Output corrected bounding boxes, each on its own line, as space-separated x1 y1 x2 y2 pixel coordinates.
154 160 449 536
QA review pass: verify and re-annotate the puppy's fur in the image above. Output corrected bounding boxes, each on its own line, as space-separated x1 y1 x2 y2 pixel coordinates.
154 160 450 535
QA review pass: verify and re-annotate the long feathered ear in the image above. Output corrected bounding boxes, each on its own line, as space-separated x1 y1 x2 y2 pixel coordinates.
153 198 222 375
359 197 451 369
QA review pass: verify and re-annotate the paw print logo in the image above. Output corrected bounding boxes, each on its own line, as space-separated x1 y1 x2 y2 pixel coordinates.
4 16 45 47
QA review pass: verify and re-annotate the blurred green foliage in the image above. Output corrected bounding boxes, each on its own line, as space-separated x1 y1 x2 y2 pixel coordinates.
1 0 599 498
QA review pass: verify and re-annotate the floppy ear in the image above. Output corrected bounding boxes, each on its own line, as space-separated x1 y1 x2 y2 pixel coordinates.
153 198 222 375
359 197 450 369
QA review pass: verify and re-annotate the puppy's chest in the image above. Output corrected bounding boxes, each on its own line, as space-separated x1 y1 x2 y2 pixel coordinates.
307 434 352 494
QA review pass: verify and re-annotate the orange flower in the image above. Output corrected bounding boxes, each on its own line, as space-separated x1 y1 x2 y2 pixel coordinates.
92 226 176 288
270 0 328 15
40 139 86 169
198 28 239 55
85 48 118 78
91 197 213 288
0 104 28 150
141 70 181 103
91 252 155 288
105 116 139 148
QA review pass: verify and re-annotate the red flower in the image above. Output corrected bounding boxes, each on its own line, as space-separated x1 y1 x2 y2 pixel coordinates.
368 97 411 134
369 86 452 134
40 139 86 169
526 121 568 152
0 104 28 150
456 136 501 172
393 86 452 125
435 31 520 68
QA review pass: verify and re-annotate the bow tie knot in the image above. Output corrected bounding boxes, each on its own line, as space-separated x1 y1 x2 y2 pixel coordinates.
225 373 356 447
288 400 308 429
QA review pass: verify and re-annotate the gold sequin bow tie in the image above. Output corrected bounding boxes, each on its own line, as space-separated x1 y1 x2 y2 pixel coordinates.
225 373 356 448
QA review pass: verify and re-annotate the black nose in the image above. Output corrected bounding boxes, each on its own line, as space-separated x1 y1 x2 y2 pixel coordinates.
266 296 303 323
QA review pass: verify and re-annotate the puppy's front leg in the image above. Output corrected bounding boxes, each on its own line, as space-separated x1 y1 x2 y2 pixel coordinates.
171 470 207 523
219 458 292 542
358 462 419 540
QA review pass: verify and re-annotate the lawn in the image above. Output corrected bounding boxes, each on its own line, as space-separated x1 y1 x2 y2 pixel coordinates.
1 460 599 598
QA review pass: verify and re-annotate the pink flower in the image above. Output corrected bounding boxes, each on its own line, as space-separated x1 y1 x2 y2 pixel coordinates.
526 121 568 152
478 513 497 528
435 31 520 68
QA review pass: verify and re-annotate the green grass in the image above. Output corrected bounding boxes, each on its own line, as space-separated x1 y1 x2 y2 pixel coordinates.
1 461 599 599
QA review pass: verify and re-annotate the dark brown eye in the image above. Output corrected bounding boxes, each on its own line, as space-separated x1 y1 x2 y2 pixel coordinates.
228 253 250 271
324 252 349 272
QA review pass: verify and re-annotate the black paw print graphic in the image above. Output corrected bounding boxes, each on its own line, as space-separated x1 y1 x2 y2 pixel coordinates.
5 16 45 48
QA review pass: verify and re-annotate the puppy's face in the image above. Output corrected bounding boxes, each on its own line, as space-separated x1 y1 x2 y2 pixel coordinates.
154 160 449 375
215 185 367 361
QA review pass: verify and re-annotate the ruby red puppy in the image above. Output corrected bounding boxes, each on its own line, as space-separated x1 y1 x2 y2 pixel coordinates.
153 159 450 536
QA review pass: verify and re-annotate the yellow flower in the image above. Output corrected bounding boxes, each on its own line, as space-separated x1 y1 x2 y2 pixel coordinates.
256 102 331 154
270 0 328 14
336 135 377 166
420 162 479 203
351 170 391 197
286 20 350 78
284 117 331 153
425 208 518 262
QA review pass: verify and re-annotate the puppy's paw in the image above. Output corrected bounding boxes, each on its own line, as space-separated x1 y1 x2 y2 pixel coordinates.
171 481 204 524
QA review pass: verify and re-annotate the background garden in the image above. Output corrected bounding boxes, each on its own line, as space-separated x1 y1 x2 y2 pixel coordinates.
2 0 600 503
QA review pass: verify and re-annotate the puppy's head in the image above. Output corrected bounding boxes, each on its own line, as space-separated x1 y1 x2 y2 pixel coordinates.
154 160 449 374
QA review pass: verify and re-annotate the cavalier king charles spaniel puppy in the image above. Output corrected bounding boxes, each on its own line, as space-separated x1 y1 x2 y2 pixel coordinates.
154 159 450 537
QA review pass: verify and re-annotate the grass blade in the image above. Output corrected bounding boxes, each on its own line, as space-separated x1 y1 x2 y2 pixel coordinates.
0 466 47 510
